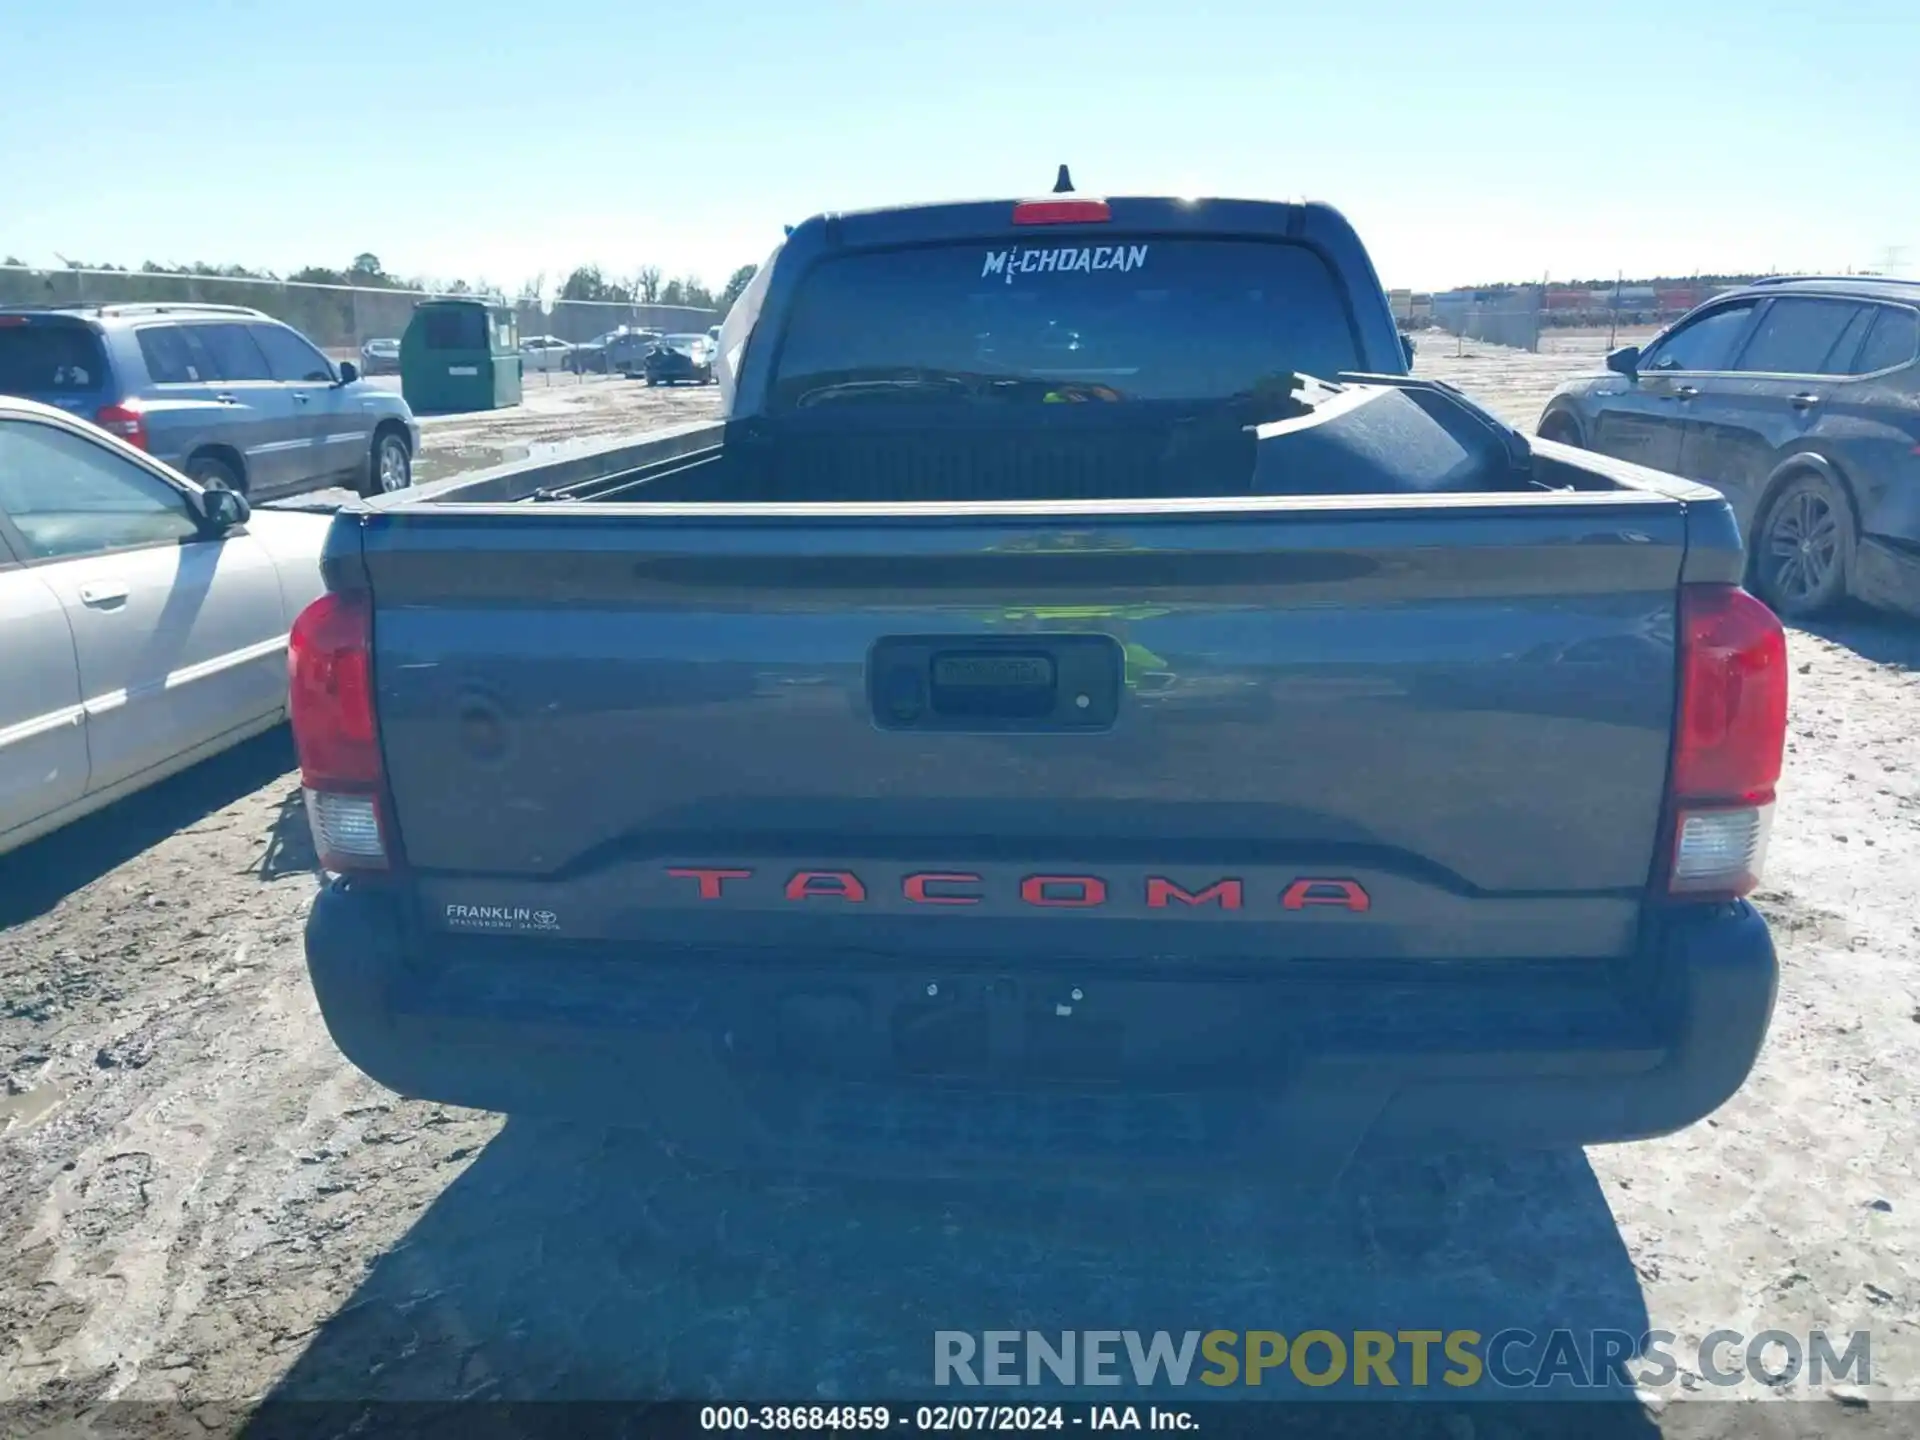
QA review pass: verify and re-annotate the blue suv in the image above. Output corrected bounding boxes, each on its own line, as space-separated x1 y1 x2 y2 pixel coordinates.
0 302 420 500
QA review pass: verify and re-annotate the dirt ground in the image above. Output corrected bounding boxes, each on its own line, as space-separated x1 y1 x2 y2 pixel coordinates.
264 372 725 514
3 330 1917 1433
406 371 724 487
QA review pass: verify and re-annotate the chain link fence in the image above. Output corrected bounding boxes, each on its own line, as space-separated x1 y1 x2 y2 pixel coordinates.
0 264 718 382
1429 288 1544 352
5 261 1797 379
1411 281 1771 356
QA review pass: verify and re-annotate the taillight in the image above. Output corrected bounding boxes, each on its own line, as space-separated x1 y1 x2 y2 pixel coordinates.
95 401 148 451
1012 198 1112 225
1665 584 1788 899
288 591 391 872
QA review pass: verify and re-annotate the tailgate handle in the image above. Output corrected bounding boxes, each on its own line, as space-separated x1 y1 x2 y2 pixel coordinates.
929 651 1057 718
870 634 1121 731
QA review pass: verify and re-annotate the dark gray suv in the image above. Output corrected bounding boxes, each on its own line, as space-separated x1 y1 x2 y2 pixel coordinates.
1537 276 1920 619
0 302 420 501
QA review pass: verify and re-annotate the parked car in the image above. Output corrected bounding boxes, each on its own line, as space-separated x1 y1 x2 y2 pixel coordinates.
0 303 419 500
0 395 331 856
297 190 1784 1179
519 335 574 372
565 332 616 374
642 333 715 385
1537 275 1920 619
360 337 401 375
607 329 659 377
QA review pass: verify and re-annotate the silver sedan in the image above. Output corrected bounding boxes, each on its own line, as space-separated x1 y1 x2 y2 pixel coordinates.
0 396 331 855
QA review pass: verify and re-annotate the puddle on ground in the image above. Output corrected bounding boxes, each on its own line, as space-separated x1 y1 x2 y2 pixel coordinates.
413 443 531 484
413 429 660 486
0 1080 71 1134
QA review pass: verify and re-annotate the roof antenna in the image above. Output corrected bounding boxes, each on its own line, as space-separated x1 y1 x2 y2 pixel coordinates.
1053 164 1074 194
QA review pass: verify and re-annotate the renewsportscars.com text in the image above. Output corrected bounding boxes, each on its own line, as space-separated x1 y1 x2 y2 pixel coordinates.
934 1329 1871 1391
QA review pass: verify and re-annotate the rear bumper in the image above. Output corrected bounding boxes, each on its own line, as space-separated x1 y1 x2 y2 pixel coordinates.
1854 535 1920 619
305 884 1776 1180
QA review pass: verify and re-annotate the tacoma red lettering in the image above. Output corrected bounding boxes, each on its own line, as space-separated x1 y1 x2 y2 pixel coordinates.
1146 877 1244 910
1020 874 1108 908
903 872 982 905
667 867 752 900
1280 878 1371 913
785 870 868 902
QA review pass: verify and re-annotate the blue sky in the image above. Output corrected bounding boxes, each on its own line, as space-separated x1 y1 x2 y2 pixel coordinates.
5 0 1916 295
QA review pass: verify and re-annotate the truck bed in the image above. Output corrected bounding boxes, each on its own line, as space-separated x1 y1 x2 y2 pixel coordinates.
331 422 1740 971
405 374 1627 509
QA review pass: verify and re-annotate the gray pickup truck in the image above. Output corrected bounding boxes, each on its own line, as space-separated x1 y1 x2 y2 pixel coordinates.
293 191 1787 1180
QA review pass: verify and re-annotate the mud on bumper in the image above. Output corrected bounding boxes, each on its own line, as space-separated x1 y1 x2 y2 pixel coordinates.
305 882 1776 1180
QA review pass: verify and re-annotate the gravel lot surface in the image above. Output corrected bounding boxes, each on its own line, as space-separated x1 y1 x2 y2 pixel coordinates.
2 330 1915 1435
264 372 724 514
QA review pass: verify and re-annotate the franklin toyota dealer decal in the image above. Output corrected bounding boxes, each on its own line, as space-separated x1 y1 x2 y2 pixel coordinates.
444 903 560 933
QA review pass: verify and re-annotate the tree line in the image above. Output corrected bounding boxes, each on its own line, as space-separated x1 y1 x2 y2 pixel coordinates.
555 263 759 314
0 253 759 354
0 252 761 316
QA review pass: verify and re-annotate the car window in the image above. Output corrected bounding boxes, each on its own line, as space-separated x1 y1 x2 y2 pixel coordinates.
191 323 273 382
0 321 109 393
1853 306 1920 374
1639 304 1756 373
249 323 335 383
135 324 215 385
1733 299 1868 375
770 238 1363 409
1818 306 1878 375
0 419 202 561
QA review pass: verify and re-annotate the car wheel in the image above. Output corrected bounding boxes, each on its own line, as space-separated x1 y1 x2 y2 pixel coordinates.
1754 471 1854 619
1536 411 1582 447
188 454 244 493
361 431 413 498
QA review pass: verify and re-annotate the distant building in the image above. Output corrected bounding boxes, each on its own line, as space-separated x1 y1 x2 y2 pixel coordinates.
1386 289 1433 322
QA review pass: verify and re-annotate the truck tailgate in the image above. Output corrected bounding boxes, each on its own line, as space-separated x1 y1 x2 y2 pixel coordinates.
357 497 1688 963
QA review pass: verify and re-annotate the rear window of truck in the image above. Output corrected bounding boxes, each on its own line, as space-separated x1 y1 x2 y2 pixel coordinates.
0 322 109 394
769 239 1362 411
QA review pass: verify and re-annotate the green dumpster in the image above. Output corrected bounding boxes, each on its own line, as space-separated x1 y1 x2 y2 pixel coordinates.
400 298 522 414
